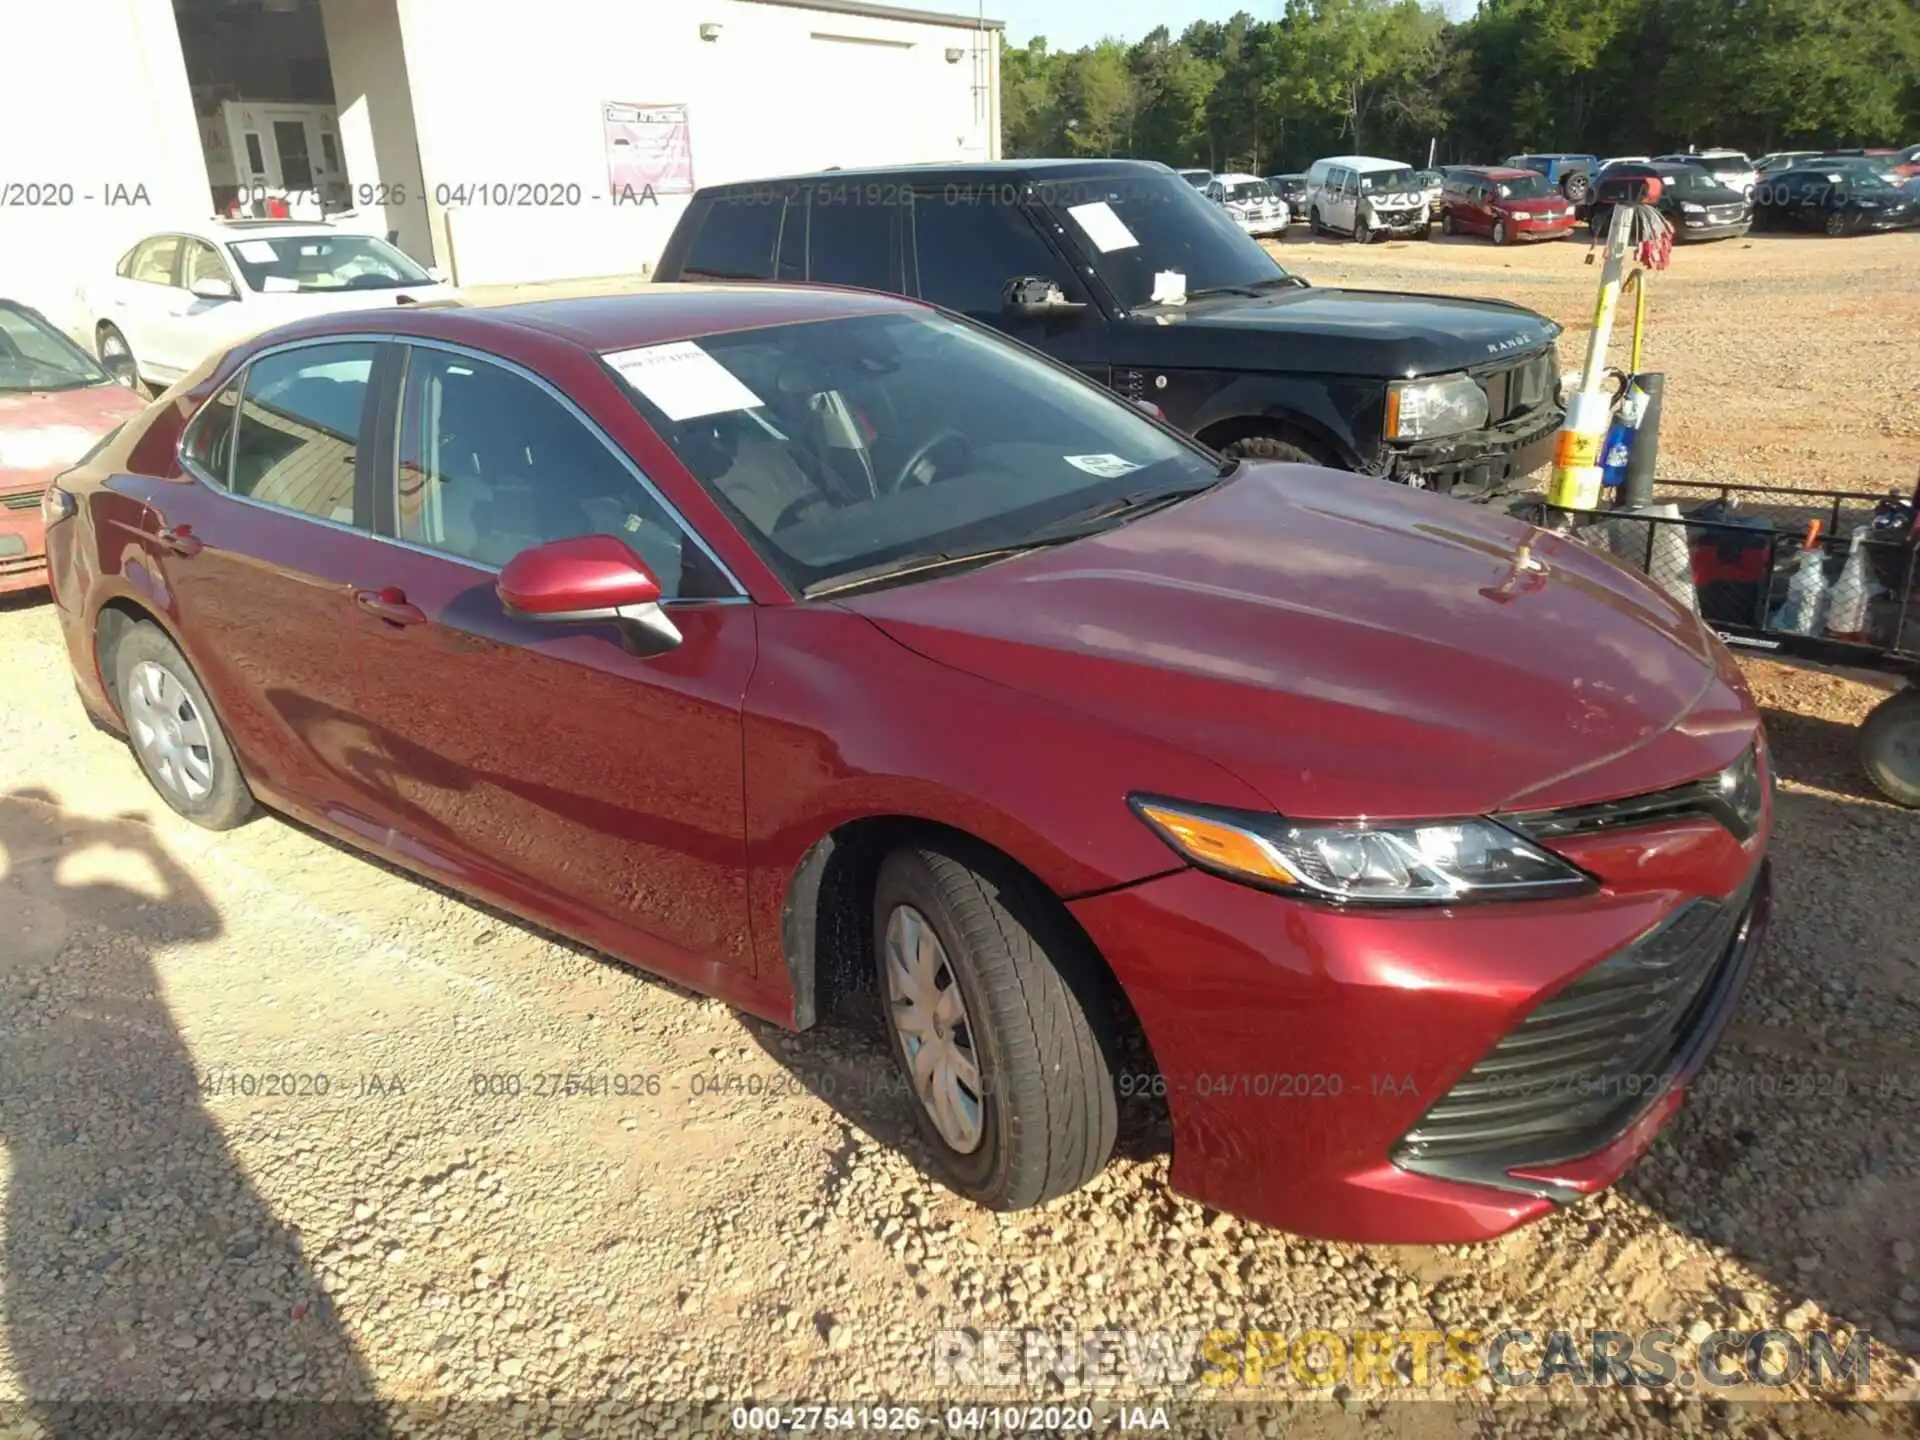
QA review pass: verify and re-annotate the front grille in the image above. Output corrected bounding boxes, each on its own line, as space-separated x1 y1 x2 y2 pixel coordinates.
1707 204 1747 224
1481 350 1559 424
1393 864 1763 1176
0 490 41 511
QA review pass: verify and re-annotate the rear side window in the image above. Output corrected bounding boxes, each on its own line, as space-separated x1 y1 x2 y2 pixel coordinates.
807 196 903 291
182 378 243 485
231 343 375 522
909 193 1076 319
680 198 781 281
129 237 182 286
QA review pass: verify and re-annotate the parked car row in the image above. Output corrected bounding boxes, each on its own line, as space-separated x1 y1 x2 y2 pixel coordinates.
21 150 1775 1247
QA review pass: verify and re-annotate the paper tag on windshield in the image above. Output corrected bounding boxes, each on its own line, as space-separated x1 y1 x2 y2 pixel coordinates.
1064 453 1144 479
1066 201 1139 253
1150 270 1187 304
260 276 299 293
235 240 278 263
605 340 763 421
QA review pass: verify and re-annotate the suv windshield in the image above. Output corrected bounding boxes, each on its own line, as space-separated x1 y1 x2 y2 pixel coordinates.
1497 174 1556 200
0 302 113 392
1660 168 1726 196
1227 181 1273 202
224 233 433 293
1359 168 1418 193
1040 170 1293 310
610 310 1222 595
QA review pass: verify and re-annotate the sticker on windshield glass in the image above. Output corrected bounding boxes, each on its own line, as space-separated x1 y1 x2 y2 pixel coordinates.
1064 453 1145 479
1066 201 1139 253
235 240 278 263
1150 270 1187 304
260 276 299 293
605 340 764 421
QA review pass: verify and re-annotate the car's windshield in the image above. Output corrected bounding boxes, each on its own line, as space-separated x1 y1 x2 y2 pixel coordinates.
0 302 113 392
1041 170 1293 310
608 310 1222 595
224 233 433 293
1843 169 1901 191
1359 167 1418 193
1178 171 1210 187
1227 181 1272 202
1497 174 1557 200
1661 168 1725 195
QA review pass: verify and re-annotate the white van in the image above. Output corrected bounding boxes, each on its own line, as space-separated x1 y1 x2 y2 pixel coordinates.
1304 155 1431 242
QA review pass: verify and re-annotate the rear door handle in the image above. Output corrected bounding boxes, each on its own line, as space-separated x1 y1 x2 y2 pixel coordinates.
353 586 427 626
147 524 203 557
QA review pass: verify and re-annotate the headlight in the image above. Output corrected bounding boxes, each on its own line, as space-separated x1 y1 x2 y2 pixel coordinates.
1129 796 1594 906
40 481 77 531
1384 373 1489 441
1681 202 1706 215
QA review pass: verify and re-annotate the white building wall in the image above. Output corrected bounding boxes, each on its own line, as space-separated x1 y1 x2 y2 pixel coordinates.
392 0 1001 286
0 0 210 330
320 0 438 262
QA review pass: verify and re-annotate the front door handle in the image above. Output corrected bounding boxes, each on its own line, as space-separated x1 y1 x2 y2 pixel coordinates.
353 586 427 626
148 524 203 557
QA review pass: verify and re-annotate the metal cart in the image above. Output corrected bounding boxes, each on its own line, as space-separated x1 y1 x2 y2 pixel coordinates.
1529 476 1920 806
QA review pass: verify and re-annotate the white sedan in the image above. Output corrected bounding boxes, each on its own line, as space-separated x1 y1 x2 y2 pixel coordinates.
86 222 458 390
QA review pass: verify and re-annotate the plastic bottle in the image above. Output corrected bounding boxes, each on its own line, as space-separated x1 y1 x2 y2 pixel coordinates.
1825 528 1873 640
1771 533 1828 635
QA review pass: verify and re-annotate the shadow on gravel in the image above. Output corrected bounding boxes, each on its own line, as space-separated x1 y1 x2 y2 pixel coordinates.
0 789 383 1429
1617 722 1920 1372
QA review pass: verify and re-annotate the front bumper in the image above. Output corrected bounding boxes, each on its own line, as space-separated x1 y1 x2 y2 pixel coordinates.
1367 208 1430 235
1232 212 1289 236
0 496 47 595
1070 809 1770 1244
1508 214 1577 238
1678 218 1751 241
1381 402 1562 502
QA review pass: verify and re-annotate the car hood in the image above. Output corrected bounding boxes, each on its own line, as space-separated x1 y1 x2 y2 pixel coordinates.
1118 288 1561 378
0 381 149 493
842 465 1735 821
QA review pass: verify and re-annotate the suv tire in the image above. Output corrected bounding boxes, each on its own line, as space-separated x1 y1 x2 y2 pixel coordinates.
1353 215 1372 244
873 842 1118 1211
1861 688 1920 807
1221 434 1321 467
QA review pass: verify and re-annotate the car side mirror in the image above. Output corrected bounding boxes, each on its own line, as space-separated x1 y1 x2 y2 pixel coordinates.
102 351 139 389
496 534 682 655
1001 276 1086 318
189 276 237 302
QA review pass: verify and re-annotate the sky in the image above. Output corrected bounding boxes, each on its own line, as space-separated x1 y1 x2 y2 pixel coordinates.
993 0 1479 51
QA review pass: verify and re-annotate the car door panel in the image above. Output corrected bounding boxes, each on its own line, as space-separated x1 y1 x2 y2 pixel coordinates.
132 340 398 833
344 342 760 986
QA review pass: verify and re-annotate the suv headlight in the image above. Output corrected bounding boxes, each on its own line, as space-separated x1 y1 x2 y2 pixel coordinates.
1385 373 1489 441
1681 202 1707 215
1130 796 1594 906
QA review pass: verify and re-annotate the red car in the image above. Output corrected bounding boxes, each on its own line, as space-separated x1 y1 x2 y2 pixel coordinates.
1440 167 1581 244
0 300 149 595
44 286 1772 1243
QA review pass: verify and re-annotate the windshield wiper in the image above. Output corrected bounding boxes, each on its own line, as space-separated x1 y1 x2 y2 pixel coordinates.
804 483 1220 599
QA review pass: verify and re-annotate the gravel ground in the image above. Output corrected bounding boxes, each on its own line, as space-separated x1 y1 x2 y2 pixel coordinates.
3 232 1919 1436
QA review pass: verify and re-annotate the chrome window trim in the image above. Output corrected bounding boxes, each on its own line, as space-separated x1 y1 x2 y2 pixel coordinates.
173 331 750 605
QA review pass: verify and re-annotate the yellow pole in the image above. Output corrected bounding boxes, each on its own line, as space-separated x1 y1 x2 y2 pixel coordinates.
1547 202 1636 510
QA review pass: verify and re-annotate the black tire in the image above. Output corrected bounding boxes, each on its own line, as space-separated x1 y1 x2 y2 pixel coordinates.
1860 688 1920 807
1353 215 1372 244
1309 206 1323 235
1563 172 1592 206
1221 433 1323 467
112 623 256 829
1440 209 1455 236
872 842 1117 1211
1824 210 1850 238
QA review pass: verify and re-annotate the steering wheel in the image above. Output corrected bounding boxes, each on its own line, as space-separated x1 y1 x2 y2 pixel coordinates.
885 429 970 494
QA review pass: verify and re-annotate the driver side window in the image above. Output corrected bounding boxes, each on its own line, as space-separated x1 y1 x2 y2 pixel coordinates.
393 346 729 597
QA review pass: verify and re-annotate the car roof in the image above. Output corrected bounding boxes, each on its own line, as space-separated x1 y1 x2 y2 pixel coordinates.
1315 155 1410 172
190 220 355 241
693 159 1178 194
1215 172 1263 184
1455 167 1537 180
252 282 924 355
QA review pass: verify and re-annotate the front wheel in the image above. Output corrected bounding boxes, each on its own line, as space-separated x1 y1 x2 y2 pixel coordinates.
1309 207 1323 235
1493 219 1509 246
1824 210 1851 238
1220 433 1322 467
1861 688 1920 807
873 843 1117 1211
1440 210 1456 236
1353 215 1371 244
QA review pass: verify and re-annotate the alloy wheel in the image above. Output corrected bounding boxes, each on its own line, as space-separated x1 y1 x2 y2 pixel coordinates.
126 660 216 804
1825 211 1849 237
882 903 984 1154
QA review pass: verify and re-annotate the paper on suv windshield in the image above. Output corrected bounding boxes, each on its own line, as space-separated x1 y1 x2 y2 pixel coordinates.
234 240 279 263
605 340 764 421
1064 453 1144 479
1066 201 1139 253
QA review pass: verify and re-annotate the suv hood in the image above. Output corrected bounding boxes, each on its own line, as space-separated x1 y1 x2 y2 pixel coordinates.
844 466 1740 821
1118 288 1560 378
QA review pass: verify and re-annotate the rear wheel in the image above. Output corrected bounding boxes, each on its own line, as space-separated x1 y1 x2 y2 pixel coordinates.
1861 688 1920 807
873 843 1117 1211
1564 172 1592 206
113 624 256 829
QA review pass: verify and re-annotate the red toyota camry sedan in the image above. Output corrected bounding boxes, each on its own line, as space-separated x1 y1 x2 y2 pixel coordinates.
43 285 1771 1243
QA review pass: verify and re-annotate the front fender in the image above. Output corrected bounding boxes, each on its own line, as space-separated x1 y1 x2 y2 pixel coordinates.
1166 371 1383 470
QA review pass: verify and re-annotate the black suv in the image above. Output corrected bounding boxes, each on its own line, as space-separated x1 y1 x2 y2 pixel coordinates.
654 160 1565 500
1588 162 1752 242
